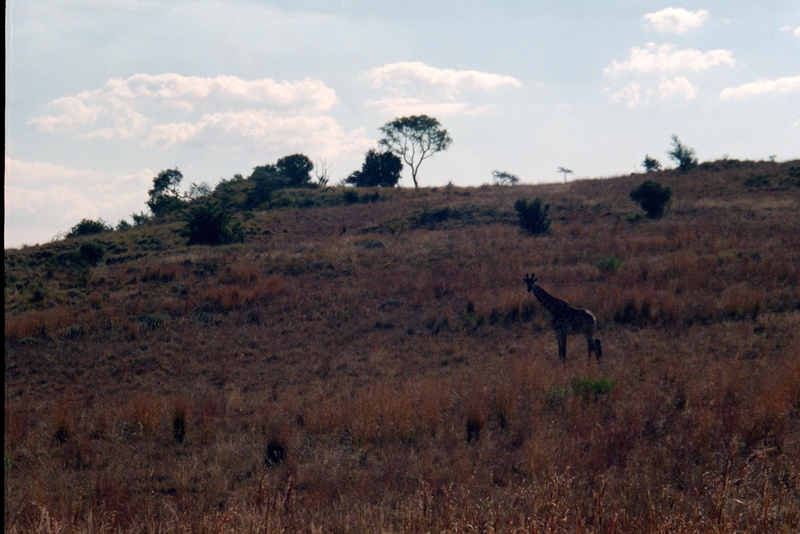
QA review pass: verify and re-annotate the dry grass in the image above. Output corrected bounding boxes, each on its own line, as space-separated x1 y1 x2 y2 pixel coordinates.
5 161 800 532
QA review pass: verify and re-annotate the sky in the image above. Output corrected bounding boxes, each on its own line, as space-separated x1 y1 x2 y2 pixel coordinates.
5 1 800 248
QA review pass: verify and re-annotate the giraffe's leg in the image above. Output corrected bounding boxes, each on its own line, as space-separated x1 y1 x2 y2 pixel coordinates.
586 334 594 363
557 333 567 366
595 339 602 363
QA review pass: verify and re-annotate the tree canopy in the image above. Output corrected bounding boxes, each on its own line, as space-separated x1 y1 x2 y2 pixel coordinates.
344 149 403 187
146 168 188 216
378 115 452 188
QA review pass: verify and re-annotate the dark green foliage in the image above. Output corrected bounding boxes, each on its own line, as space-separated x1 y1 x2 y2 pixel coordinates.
246 154 316 208
67 219 111 238
276 154 314 188
642 155 662 172
630 180 673 219
147 169 189 216
147 195 188 217
247 165 282 207
595 256 623 272
571 376 617 401
345 149 402 187
116 219 132 231
78 242 105 266
514 197 551 235
342 190 360 205
668 136 697 173
185 202 243 246
131 212 151 226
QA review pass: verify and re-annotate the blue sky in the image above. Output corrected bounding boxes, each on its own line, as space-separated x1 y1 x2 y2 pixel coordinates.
5 1 800 247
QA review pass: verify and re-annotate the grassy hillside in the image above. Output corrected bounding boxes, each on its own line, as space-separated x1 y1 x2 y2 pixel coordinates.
5 159 800 532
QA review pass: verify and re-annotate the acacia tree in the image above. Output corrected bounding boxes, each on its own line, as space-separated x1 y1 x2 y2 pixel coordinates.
492 170 520 186
378 115 452 188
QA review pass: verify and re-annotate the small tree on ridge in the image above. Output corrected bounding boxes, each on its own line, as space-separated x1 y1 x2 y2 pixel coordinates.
379 115 452 188
668 135 697 173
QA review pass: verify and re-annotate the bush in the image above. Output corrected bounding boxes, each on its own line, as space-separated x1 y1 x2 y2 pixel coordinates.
596 256 623 272
344 149 402 187
642 155 662 173
571 376 617 401
630 180 672 219
67 219 111 238
131 212 151 226
147 195 188 217
514 197 551 235
668 135 697 173
78 242 105 266
185 202 243 246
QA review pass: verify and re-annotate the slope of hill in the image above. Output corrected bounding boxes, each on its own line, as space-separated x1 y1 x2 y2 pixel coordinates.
5 160 800 532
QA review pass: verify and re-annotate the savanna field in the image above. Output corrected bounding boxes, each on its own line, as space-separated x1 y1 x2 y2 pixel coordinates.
5 160 800 533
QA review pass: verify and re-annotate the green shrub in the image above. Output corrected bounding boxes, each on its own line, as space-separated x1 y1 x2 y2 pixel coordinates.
185 202 244 246
571 376 617 401
342 190 360 205
544 385 568 412
78 242 105 266
630 180 672 219
67 219 111 238
595 256 623 273
514 197 551 235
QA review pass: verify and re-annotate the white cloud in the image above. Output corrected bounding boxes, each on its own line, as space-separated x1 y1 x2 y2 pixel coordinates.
28 73 360 155
4 158 155 246
4 157 100 185
144 110 372 158
609 83 644 109
659 76 698 100
608 76 696 108
605 43 735 74
780 25 800 37
363 61 521 116
365 61 521 94
720 76 800 99
644 8 709 33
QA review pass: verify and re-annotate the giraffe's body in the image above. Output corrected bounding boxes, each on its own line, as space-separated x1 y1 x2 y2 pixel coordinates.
524 273 602 365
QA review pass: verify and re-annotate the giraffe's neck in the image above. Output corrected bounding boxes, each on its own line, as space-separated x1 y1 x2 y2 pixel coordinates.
532 285 570 315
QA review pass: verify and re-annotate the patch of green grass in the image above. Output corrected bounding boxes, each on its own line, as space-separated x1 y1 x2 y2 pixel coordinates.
571 376 617 401
595 256 623 273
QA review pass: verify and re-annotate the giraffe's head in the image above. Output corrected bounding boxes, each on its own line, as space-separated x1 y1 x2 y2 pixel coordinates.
523 273 538 293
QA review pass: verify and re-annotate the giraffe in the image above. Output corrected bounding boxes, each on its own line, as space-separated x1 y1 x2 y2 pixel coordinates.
523 273 602 365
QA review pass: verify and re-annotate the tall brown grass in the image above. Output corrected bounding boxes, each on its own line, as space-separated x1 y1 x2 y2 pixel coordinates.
5 161 800 532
